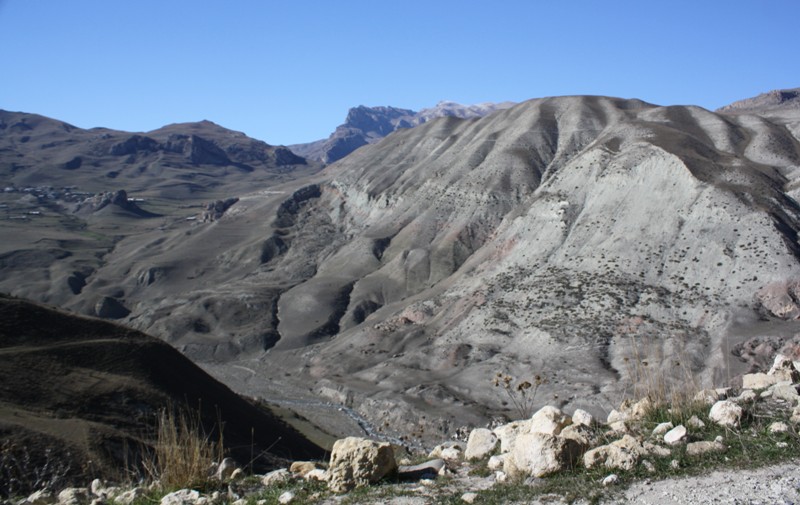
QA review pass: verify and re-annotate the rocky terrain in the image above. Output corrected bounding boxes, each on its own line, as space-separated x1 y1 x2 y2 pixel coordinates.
8 351 800 504
289 101 514 164
2 89 800 449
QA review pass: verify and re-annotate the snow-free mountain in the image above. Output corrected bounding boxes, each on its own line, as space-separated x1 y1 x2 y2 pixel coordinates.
289 101 515 164
2 90 800 443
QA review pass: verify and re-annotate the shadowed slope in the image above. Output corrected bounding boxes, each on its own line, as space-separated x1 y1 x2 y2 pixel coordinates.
0 294 324 497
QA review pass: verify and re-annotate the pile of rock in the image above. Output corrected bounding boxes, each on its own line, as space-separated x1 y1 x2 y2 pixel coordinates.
12 354 800 504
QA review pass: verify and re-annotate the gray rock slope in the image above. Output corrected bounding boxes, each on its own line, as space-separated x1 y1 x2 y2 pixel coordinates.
289 101 514 164
5 92 800 442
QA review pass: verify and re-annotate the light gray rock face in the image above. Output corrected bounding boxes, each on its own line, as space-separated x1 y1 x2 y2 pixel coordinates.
160 489 201 505
327 437 397 493
584 435 643 471
504 432 581 478
26 93 800 443
709 401 743 428
464 428 498 460
664 425 688 445
529 405 572 436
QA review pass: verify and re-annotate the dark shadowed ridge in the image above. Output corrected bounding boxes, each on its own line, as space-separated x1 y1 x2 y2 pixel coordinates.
0 294 324 496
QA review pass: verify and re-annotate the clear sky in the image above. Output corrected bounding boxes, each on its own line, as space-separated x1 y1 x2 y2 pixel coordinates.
1 1 798 146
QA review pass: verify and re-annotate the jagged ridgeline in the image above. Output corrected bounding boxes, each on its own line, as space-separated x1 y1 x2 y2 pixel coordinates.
1 91 800 443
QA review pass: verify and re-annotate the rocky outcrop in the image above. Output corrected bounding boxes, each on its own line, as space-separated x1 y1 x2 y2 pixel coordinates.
326 437 397 493
289 101 514 163
201 197 239 222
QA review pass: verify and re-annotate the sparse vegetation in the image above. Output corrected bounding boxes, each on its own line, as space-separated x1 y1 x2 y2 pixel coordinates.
492 371 547 419
143 405 225 491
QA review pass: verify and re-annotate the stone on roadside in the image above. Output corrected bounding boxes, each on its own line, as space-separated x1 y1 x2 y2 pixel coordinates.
529 405 572 436
602 474 619 486
769 421 790 434
216 457 238 481
641 460 656 473
642 441 671 458
23 489 56 505
305 468 327 481
742 373 779 390
465 428 498 460
664 425 688 445
651 422 673 436
709 400 743 428
461 492 478 503
560 423 596 449
278 491 295 504
686 440 726 456
289 461 318 477
487 454 505 471
113 488 146 505
58 488 90 505
262 468 292 487
693 389 722 405
687 415 706 429
327 437 397 493
504 432 581 478
771 384 800 402
398 459 445 480
583 435 642 471
734 389 758 403
493 420 530 453
572 408 595 427
429 441 466 459
160 489 200 505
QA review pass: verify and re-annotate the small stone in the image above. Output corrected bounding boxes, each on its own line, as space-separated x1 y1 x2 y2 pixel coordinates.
230 468 245 481
687 415 706 429
560 423 596 449
686 440 726 456
492 421 530 453
262 469 292 487
160 489 200 505
327 437 397 493
608 420 629 433
289 461 317 477
216 457 238 481
58 488 90 505
761 390 773 399
465 428 498 460
572 409 595 426
278 491 295 504
642 441 671 458
694 389 721 405
529 405 572 436
607 409 627 424
113 488 145 505
769 421 789 434
305 468 327 481
487 455 505 471
664 425 688 445
23 489 55 505
398 459 445 480
440 447 463 461
709 400 743 428
651 422 673 436
495 471 507 483
670 459 680 469
641 460 656 473
461 492 478 503
771 384 800 402
743 372 779 390
602 474 619 486
734 390 758 403
777 442 789 448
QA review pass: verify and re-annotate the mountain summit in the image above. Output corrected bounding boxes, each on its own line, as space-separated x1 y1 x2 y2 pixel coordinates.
289 101 514 163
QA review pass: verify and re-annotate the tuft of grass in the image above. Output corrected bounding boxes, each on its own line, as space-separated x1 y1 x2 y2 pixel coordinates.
143 406 224 491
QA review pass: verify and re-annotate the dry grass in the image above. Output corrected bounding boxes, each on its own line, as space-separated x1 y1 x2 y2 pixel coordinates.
144 406 225 490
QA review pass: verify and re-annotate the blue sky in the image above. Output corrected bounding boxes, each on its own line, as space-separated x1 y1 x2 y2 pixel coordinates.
1 1 798 146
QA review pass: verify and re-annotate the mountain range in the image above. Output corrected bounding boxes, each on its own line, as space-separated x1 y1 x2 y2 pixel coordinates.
1 89 800 445
289 101 515 164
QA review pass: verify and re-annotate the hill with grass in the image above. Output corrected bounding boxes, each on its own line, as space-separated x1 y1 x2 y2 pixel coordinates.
0 294 324 498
